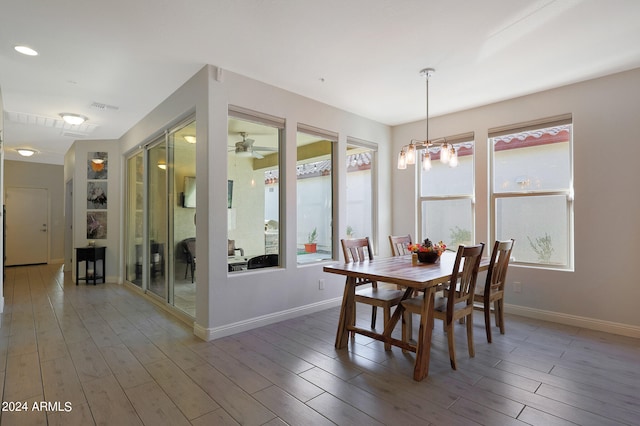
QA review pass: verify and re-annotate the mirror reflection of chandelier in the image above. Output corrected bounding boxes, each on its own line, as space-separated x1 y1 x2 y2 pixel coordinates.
397 68 458 171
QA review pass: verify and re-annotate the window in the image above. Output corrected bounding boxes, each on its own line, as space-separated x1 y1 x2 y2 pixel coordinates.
228 108 283 272
490 115 573 269
297 125 336 264
345 139 376 245
419 133 475 248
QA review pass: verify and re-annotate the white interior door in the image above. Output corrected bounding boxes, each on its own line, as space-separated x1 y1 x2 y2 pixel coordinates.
5 187 49 266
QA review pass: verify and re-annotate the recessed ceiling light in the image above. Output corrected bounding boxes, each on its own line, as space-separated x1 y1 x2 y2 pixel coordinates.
17 148 37 157
60 113 88 125
14 45 38 56
183 135 196 144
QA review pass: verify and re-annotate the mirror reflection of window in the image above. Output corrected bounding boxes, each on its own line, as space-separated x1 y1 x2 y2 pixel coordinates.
183 176 196 208
297 126 336 264
227 110 283 272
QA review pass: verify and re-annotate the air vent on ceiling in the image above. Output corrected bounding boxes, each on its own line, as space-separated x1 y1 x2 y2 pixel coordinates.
62 131 89 138
90 102 119 111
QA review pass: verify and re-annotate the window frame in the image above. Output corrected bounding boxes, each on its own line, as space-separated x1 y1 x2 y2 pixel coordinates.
345 137 378 253
418 133 475 248
489 115 574 270
296 124 338 265
227 106 285 272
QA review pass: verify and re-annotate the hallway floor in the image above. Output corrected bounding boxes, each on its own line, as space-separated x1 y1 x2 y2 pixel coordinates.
1 263 639 425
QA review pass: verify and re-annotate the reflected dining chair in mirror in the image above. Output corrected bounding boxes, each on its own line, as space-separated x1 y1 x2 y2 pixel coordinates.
247 254 279 269
228 239 244 257
474 239 515 343
181 238 196 283
389 234 412 256
341 237 404 350
402 243 485 370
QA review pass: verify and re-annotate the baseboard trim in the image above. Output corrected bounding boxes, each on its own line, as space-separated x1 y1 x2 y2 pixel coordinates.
194 297 343 341
505 304 640 338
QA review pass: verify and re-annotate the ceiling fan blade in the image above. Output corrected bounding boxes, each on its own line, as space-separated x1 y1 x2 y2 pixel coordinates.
253 146 277 152
252 151 264 159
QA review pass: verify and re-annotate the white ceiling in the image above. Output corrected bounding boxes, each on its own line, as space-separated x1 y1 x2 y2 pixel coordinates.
2 0 639 165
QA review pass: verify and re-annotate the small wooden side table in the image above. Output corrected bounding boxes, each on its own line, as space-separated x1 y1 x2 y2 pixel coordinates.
75 246 106 285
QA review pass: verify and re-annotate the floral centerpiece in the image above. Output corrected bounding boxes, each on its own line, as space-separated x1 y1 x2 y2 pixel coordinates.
408 238 446 263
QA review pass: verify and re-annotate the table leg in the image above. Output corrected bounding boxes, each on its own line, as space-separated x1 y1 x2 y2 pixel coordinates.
335 276 356 349
413 287 436 381
382 286 413 347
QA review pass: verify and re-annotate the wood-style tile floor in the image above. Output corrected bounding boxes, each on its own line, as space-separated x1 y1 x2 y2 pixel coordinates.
1 264 639 425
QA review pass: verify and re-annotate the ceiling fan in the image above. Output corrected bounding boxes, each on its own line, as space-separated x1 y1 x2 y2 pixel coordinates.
229 132 277 159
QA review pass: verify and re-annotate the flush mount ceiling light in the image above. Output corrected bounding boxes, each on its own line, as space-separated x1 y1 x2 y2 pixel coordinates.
14 45 38 56
397 68 458 171
183 135 196 144
17 148 37 157
60 113 88 125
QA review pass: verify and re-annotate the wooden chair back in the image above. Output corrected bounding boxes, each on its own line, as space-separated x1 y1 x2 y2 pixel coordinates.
341 237 376 288
247 254 279 269
485 239 515 297
341 237 373 263
389 234 412 256
446 243 485 321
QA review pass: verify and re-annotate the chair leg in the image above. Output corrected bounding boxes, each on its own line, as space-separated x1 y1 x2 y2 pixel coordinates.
350 304 356 340
185 264 188 279
191 263 195 283
370 306 377 329
401 311 410 353
497 299 505 335
446 319 457 370
466 312 475 358
484 300 493 343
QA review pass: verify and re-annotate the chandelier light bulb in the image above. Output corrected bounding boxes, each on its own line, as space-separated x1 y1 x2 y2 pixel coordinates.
440 142 450 164
448 147 459 168
397 150 407 169
406 144 416 165
421 152 432 171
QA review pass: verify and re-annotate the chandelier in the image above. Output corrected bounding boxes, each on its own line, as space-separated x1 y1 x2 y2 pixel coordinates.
397 68 458 170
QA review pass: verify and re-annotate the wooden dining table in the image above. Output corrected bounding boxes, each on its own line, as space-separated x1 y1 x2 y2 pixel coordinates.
323 251 490 381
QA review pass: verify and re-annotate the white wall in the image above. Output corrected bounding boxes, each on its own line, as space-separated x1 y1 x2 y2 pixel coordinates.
65 140 122 283
4 160 65 263
392 67 640 336
118 65 392 339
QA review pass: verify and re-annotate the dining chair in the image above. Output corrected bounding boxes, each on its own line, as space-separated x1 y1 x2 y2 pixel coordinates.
341 237 404 349
228 239 244 257
181 238 196 283
247 254 279 269
388 234 412 256
402 243 485 370
474 239 515 343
